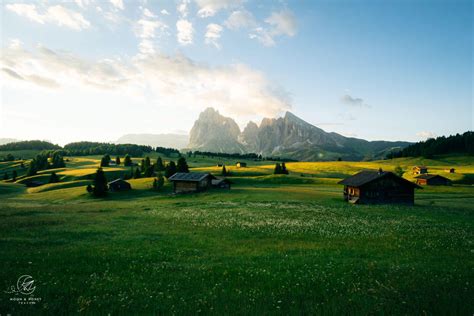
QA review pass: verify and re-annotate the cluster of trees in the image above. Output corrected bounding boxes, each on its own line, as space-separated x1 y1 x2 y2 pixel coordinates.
156 147 181 156
274 162 289 175
27 151 66 176
3 170 18 181
64 142 153 157
121 156 189 179
188 151 298 162
386 132 474 159
0 140 61 151
1 154 16 162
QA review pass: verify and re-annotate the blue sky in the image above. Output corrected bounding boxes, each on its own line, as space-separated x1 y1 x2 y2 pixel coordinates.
0 0 472 145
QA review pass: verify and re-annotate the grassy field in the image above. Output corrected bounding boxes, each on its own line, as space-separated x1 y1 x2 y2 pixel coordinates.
0 155 473 314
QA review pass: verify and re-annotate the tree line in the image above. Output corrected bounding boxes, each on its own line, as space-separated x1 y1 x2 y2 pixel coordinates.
0 140 61 151
386 131 474 159
188 151 298 162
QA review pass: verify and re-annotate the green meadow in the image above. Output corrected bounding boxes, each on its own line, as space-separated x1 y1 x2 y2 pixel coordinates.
0 154 473 314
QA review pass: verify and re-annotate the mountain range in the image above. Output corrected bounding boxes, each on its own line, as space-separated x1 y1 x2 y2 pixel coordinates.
186 108 411 161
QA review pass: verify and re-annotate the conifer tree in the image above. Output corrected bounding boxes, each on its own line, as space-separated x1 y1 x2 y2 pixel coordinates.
124 154 132 167
155 157 165 171
164 161 177 178
274 163 282 174
222 165 227 176
92 168 108 197
116 156 121 165
134 167 142 179
49 172 59 183
176 157 189 173
12 170 17 181
281 162 289 175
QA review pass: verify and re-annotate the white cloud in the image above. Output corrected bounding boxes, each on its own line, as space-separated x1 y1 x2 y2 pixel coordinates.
160 9 170 15
205 23 223 49
224 10 256 30
1 44 291 119
75 0 93 9
176 19 194 45
416 131 437 139
135 13 169 55
6 4 90 30
341 94 365 106
248 9 297 47
177 0 189 18
265 9 297 37
143 8 156 18
195 0 242 18
109 0 124 10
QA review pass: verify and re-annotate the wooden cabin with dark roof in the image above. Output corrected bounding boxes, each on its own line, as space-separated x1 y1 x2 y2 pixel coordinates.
338 169 421 205
108 179 131 191
168 172 216 194
415 174 452 186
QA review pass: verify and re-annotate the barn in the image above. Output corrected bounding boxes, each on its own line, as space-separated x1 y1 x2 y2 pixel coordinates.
236 162 247 168
413 166 428 175
212 178 231 189
415 174 452 186
338 169 421 205
168 172 215 194
108 179 132 191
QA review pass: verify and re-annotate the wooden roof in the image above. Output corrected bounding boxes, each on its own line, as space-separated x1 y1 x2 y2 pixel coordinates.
415 174 449 180
108 178 129 185
168 172 215 182
338 170 420 188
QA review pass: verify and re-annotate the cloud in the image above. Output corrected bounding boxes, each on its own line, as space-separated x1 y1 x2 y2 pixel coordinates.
205 23 223 48
195 0 242 18
6 4 90 30
265 9 297 37
248 9 297 46
142 8 156 18
224 10 257 30
1 44 291 118
176 19 194 45
177 0 190 18
416 131 437 139
160 9 170 15
341 94 369 107
109 0 124 10
134 9 169 55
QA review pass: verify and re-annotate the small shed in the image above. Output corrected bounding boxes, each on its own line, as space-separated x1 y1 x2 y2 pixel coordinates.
338 170 421 205
415 174 452 186
445 168 455 173
413 166 428 175
168 172 215 194
212 178 231 189
216 163 223 167
236 162 247 168
108 179 132 191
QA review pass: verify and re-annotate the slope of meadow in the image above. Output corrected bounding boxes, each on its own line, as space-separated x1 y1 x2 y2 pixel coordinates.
0 155 473 314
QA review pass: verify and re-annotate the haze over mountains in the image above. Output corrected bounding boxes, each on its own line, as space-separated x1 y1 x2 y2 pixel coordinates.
186 108 411 161
115 134 189 149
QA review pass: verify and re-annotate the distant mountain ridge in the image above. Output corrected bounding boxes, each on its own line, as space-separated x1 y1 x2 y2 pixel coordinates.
187 108 411 161
116 133 189 149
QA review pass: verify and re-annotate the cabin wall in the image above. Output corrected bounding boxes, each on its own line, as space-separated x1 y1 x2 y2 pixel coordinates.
174 181 199 193
360 177 415 204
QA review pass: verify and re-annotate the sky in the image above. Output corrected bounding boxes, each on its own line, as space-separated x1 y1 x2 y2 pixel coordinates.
0 0 472 145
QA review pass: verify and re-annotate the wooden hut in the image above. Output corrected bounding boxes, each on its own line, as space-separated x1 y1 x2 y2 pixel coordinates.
212 178 231 189
445 168 455 173
108 179 131 191
236 162 247 168
168 172 215 194
338 169 420 205
412 166 428 175
415 174 452 186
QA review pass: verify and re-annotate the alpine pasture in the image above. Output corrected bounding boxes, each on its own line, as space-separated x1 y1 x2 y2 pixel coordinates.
0 153 473 314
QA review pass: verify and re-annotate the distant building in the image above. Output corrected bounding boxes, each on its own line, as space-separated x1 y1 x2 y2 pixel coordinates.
212 178 231 189
413 166 428 175
338 169 420 205
108 179 132 191
168 172 215 194
236 162 247 168
445 168 455 173
216 163 223 167
415 174 452 186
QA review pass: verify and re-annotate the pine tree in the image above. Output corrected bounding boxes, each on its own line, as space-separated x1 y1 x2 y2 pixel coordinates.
145 156 151 169
281 162 289 175
100 154 110 167
124 154 132 166
155 157 165 171
134 167 142 179
86 184 93 193
274 163 282 174
144 165 155 177
176 157 189 173
49 172 59 183
222 165 227 176
92 168 108 197
164 161 177 178
394 165 404 177
153 173 164 190
140 159 146 172
27 160 37 176
12 170 17 181
116 156 121 165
